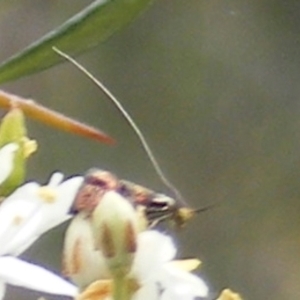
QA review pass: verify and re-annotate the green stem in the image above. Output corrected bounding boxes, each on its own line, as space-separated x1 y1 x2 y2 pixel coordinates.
113 275 132 300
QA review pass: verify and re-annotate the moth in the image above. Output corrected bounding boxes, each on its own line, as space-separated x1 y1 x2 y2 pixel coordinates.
55 48 210 229
71 168 196 229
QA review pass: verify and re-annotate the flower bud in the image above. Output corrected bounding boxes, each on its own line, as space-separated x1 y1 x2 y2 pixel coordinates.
91 191 138 278
63 212 110 289
0 108 36 196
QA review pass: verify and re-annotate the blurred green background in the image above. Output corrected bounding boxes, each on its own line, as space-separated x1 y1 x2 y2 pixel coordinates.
1 0 300 299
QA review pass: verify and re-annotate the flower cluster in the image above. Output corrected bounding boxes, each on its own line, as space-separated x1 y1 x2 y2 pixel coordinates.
0 108 242 300
63 191 209 300
0 108 82 299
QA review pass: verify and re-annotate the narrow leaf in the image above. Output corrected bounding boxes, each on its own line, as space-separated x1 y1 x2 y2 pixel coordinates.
0 90 115 145
0 0 155 84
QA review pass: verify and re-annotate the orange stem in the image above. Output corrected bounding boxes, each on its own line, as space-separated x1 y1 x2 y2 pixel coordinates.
0 90 115 145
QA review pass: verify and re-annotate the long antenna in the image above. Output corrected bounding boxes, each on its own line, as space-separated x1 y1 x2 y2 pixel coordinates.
53 47 185 204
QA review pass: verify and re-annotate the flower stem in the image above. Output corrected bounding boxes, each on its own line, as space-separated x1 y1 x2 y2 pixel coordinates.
112 275 132 300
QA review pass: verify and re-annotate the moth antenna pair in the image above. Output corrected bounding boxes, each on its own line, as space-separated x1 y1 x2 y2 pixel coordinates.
53 47 185 205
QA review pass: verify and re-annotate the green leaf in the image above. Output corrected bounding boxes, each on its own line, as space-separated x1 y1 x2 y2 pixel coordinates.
0 0 155 84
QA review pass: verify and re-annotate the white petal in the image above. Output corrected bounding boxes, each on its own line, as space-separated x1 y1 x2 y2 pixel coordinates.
47 172 64 187
0 256 78 297
132 282 159 300
36 176 83 234
159 264 209 299
132 231 176 282
0 210 43 255
0 143 18 185
0 183 41 255
0 176 83 255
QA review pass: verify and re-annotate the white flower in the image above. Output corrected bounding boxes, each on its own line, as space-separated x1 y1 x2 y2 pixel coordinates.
91 191 138 277
0 172 83 256
64 193 208 300
0 170 83 300
0 131 83 300
0 143 18 186
131 231 209 300
0 256 78 299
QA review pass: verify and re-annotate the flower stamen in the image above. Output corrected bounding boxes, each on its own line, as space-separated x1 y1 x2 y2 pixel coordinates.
168 258 201 272
37 187 57 203
21 137 37 158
